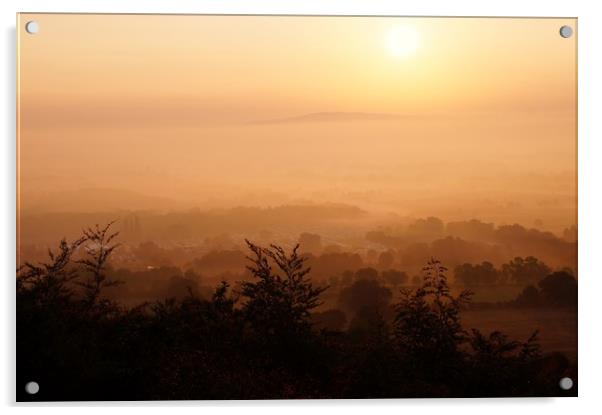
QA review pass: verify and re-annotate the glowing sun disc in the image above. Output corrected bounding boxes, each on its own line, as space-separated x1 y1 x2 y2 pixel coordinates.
387 25 420 58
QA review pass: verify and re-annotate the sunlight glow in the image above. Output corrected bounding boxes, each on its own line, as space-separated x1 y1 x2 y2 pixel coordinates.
387 25 420 58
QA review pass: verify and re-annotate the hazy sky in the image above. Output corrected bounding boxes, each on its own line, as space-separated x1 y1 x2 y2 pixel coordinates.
19 15 576 122
17 14 577 229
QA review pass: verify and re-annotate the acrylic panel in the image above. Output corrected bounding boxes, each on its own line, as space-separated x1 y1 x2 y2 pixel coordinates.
16 14 577 401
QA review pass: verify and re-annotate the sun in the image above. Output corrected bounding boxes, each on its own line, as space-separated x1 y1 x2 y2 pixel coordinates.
387 25 420 58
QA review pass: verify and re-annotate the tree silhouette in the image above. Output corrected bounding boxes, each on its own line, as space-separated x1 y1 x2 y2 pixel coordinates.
339 278 392 316
16 225 576 400
515 284 541 307
454 261 499 286
466 329 542 396
394 258 472 365
241 240 328 335
76 222 122 310
382 269 408 288
538 271 577 306
501 256 551 285
377 251 395 269
17 235 86 306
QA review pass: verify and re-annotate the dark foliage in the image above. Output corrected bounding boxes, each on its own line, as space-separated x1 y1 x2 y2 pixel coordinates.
240 239 328 337
454 261 499 286
501 256 551 285
17 225 576 400
338 278 392 317
512 271 577 308
515 285 542 307
538 271 578 306
381 269 408 287
393 258 472 390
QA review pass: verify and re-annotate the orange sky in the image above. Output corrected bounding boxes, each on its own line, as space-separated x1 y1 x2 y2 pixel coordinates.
19 15 576 122
17 14 577 230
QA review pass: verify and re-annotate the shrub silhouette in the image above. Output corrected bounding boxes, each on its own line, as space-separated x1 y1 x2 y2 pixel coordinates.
538 271 577 306
393 258 472 387
16 224 576 400
466 330 542 396
515 284 542 307
338 278 392 317
311 309 347 331
512 271 577 308
76 222 123 312
17 236 85 306
241 239 327 336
